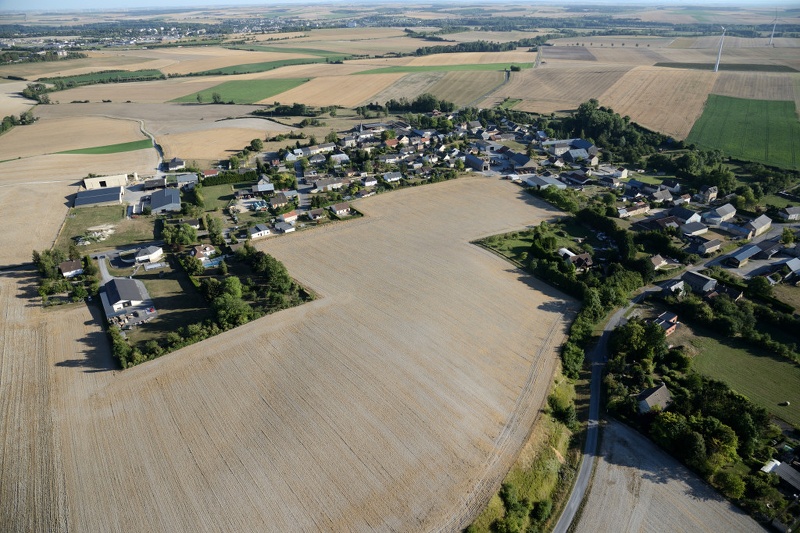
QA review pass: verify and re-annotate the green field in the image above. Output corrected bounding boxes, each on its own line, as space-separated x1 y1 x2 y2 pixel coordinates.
42 69 165 86
654 62 798 73
687 95 800 170
674 326 800 428
357 63 533 74
58 139 152 155
191 58 325 76
172 78 309 104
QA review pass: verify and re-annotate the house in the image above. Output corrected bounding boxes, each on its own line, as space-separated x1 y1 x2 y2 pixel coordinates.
661 179 681 193
653 216 681 231
274 222 295 233
727 244 761 267
167 157 185 171
509 152 537 172
175 173 199 189
699 185 718 203
248 224 271 240
144 177 166 190
252 177 275 195
682 271 717 293
561 170 592 187
150 188 181 214
307 208 326 221
313 177 345 192
191 244 216 262
329 202 351 216
637 383 672 414
83 173 127 190
662 279 685 297
135 246 163 264
671 194 692 207
617 202 650 219
74 186 123 208
362 176 378 187
270 193 289 209
670 206 701 224
779 206 800 221
651 188 673 203
681 221 708 237
278 210 298 224
182 218 201 230
698 238 723 255
330 153 350 166
652 311 678 336
101 277 151 315
382 171 402 183
465 153 489 172
650 255 668 270
597 175 622 189
202 169 219 179
745 214 772 237
702 203 736 225
569 253 593 271
59 259 83 278
524 174 566 190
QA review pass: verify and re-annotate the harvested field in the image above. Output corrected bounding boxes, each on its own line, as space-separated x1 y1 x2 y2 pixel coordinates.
407 51 536 66
53 76 229 104
496 65 632 114
159 127 281 161
574 420 761 533
1 177 576 532
541 47 596 62
425 70 506 107
585 47 670 65
140 47 314 76
684 36 800 49
549 36 676 48
367 72 449 106
446 30 551 43
263 73 406 107
598 66 717 139
0 53 153 80
711 71 797 101
0 116 146 160
0 81 36 117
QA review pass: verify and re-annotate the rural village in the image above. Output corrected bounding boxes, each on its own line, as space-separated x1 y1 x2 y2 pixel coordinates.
1 3 800 533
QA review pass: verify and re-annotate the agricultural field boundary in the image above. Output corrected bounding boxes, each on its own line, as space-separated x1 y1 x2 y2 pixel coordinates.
57 139 152 155
654 62 798 73
170 78 310 104
355 63 533 74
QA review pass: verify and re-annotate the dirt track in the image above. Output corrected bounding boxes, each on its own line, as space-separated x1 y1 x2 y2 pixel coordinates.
574 420 762 533
1 177 579 531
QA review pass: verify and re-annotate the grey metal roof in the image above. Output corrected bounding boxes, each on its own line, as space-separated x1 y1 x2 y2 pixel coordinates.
730 244 761 261
105 278 147 304
746 214 772 230
74 186 122 206
150 188 180 211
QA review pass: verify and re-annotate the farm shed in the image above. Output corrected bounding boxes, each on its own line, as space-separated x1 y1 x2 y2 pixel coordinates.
83 174 127 190
745 214 772 237
727 244 761 267
74 186 123 208
524 174 566 190
702 203 736 225
682 271 717 294
135 246 163 264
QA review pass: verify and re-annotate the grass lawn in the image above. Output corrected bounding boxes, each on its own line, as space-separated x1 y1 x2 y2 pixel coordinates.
670 324 800 428
356 63 533 74
57 139 152 155
760 193 795 209
191 58 324 76
55 207 156 254
201 183 242 211
42 69 164 86
773 284 800 312
128 264 213 345
687 94 800 170
172 78 309 104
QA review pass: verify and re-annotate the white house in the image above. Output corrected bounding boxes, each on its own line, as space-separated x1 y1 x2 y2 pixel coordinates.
135 246 163 264
278 210 298 224
329 202 351 216
248 224 271 239
362 176 378 187
59 259 84 278
702 203 736 225
745 214 772 237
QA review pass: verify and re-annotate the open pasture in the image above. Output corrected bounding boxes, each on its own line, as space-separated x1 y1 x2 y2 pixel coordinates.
172 78 309 105
1 177 575 532
496 65 632 114
598 66 716 139
264 73 406 107
687 95 799 170
0 115 146 160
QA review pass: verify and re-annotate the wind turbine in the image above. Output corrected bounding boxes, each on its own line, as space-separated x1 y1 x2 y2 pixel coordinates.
714 26 726 73
769 9 777 46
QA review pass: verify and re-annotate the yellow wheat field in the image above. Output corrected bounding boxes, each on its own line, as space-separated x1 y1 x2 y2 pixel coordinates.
263 73 406 107
711 71 797 101
1 177 576 532
426 70 506 106
598 66 717 139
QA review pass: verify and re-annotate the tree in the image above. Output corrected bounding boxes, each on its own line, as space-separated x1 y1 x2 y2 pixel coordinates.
212 92 222 104
196 93 203 104
781 227 795 245
249 138 263 152
714 471 745 499
213 293 252 329
746 276 773 298
325 130 338 143
161 223 197 247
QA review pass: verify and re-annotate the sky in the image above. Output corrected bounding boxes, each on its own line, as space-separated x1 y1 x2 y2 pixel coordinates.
0 0 794 14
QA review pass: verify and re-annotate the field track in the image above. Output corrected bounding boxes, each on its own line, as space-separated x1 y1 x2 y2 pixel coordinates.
0 177 576 532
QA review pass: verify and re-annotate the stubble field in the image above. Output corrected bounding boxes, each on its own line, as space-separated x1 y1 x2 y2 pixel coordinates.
264 73 406 107
0 177 576 532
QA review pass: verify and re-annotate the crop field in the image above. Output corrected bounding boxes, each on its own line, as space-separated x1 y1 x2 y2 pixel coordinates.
406 51 537 66
585 47 670 66
598 66 717 139
0 53 153 80
497 65 632 114
367 72 449 106
190 57 325 76
711 71 797 101
670 324 800 428
265 73 406 107
575 420 759 533
0 116 147 160
57 139 152 155
0 177 576 532
52 76 230 104
687 95 799 170
147 47 315 76
541 46 597 62
158 127 276 162
41 69 164 87
171 78 309 104
0 81 36 116
424 70 506 106
358 63 532 75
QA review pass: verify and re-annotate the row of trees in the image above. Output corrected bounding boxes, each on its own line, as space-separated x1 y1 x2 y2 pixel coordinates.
1 110 36 135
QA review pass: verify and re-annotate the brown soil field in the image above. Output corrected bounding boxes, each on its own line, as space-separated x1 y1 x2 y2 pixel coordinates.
446 30 552 43
496 65 632 114
407 51 537 66
53 77 227 104
425 70 506 107
598 66 717 139
0 116 146 160
0 177 576 532
0 81 36 117
541 47 597 62
711 71 797 101
159 126 285 161
364 72 449 106
550 36 676 48
263 73 406 107
585 47 670 66
574 420 762 533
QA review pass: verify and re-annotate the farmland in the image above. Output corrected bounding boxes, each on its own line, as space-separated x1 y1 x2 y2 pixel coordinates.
264 73 406 107
687 95 800 170
57 139 152 155
0 177 575 531
171 78 309 104
356 63 532 74
41 69 165 87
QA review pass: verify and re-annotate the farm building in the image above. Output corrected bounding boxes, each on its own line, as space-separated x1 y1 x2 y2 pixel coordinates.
727 244 761 267
670 206 702 225
74 186 123 208
144 177 166 190
167 157 185 171
59 259 83 278
651 189 673 203
329 203 351 216
175 173 199 189
274 222 295 234
637 383 672 414
702 203 736 225
779 206 800 221
661 179 681 193
745 214 772 237
757 240 782 260
465 153 489 172
248 224 271 240
683 271 717 294
681 222 708 237
524 174 566 190
652 311 678 336
314 177 345 192
135 246 163 264
83 174 127 190
150 188 181 214
617 202 649 219
698 238 723 255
